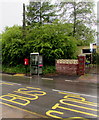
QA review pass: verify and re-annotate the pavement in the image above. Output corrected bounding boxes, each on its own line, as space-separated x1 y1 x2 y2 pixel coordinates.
2 66 98 85
3 73 98 83
1 104 40 119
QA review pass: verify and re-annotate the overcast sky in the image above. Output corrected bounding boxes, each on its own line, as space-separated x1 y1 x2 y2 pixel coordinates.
0 0 98 33
0 0 29 33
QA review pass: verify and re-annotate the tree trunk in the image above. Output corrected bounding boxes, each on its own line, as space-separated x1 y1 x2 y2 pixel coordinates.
73 2 76 37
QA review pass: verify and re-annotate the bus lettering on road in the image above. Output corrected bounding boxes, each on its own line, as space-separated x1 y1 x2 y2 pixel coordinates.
46 92 98 118
0 87 46 106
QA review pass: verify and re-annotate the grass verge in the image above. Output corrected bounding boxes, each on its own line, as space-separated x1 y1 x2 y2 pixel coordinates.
2 65 30 74
2 65 56 75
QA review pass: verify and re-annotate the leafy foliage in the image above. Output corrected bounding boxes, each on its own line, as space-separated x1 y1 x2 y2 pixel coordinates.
25 22 77 65
42 66 56 75
2 0 96 67
2 26 24 66
56 1 96 45
74 23 95 46
26 2 56 26
2 26 23 42
2 23 77 66
92 53 99 65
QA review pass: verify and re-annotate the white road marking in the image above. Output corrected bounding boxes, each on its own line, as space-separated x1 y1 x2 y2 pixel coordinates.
25 76 32 78
11 83 21 85
41 78 53 80
52 89 98 98
65 80 79 82
65 80 72 82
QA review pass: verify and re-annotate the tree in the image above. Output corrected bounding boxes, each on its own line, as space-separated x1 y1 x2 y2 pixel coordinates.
25 22 77 65
56 0 96 45
2 23 77 66
73 22 95 45
26 1 56 26
2 26 24 66
2 26 23 42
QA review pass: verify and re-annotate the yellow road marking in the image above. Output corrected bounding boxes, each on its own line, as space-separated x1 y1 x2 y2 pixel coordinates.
27 87 41 90
59 92 98 106
46 110 63 119
59 93 97 106
64 94 86 101
14 90 46 96
62 98 97 107
52 103 97 117
0 82 13 85
64 97 97 106
0 86 46 106
60 99 98 111
64 117 90 120
46 110 90 120
13 74 25 76
0 101 47 118
8 93 38 100
14 87 46 96
0 94 30 106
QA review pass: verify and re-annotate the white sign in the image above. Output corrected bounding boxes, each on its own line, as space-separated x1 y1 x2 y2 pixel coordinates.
90 43 93 52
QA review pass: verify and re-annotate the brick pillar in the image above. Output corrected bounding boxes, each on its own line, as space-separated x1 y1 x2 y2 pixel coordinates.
78 54 86 75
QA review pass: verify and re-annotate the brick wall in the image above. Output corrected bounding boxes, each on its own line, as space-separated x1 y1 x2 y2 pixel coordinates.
56 59 78 75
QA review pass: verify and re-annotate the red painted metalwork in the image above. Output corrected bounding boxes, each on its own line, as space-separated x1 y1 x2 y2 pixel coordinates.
24 58 29 65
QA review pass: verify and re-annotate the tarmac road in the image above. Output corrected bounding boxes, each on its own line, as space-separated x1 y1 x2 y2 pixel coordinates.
0 74 98 119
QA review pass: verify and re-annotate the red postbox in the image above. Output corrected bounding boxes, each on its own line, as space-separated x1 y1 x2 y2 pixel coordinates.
24 58 29 65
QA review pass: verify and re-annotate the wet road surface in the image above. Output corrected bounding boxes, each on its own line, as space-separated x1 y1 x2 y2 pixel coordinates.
2 74 98 96
1 74 98 119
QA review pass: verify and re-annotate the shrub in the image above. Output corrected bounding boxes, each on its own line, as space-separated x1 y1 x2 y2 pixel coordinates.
42 66 56 74
2 64 30 74
2 23 77 66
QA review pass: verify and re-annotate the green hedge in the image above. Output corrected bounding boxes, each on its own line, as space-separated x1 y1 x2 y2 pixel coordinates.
2 24 77 66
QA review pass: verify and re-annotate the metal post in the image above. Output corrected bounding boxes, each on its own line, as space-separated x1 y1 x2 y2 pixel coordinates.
37 53 39 76
23 3 26 38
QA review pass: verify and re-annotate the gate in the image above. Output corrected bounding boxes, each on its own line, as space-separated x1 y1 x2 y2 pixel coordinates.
85 53 97 74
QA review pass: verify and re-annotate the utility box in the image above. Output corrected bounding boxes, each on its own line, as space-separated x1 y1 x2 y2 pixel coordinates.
30 53 43 75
